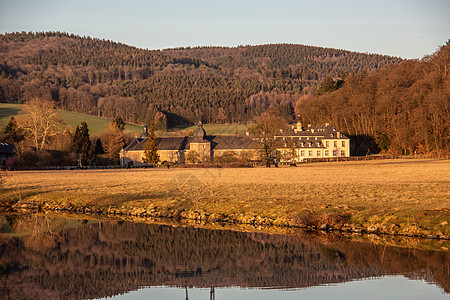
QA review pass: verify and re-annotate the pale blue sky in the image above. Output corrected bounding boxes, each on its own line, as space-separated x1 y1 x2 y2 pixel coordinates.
0 0 448 59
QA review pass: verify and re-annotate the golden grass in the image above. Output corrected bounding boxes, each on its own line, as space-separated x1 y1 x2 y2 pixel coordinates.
3 159 450 236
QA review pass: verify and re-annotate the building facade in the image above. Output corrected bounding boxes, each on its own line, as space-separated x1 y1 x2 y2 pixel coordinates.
274 122 350 162
119 121 350 165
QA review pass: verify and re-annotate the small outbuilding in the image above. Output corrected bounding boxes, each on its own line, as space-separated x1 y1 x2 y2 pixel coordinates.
0 142 18 168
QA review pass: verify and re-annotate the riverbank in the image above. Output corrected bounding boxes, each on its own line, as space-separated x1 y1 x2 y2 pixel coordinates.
2 159 449 239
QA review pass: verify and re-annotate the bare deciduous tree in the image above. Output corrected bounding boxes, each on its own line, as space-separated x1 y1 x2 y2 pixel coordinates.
248 113 287 167
100 123 125 161
16 98 65 151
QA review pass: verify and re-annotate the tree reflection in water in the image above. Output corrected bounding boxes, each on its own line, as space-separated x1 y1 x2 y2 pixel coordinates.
0 214 448 299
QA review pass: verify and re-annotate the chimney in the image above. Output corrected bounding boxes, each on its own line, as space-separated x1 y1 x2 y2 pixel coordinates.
307 124 311 127
325 122 329 127
296 122 303 132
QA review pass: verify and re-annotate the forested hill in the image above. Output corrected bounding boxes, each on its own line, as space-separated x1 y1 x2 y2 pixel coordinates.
0 31 402 128
296 41 450 155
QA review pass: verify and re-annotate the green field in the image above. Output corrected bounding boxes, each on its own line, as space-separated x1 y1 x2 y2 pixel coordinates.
1 103 143 136
0 103 248 136
0 103 23 129
58 110 143 136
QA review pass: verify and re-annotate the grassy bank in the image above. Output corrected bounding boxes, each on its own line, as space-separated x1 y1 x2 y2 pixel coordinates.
2 159 449 238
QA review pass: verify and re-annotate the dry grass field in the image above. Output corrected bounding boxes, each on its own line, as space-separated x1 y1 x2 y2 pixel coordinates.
2 159 449 237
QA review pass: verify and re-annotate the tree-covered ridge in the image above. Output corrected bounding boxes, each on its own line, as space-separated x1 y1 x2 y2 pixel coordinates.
0 31 402 128
166 44 400 77
1 31 174 68
296 41 450 155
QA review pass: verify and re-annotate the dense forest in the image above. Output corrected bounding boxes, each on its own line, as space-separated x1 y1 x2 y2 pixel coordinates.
296 41 450 155
1 215 448 299
0 31 402 128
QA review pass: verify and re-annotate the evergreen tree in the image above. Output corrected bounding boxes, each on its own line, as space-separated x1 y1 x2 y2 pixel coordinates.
94 138 104 155
72 121 91 166
142 123 159 164
0 117 24 144
112 116 125 131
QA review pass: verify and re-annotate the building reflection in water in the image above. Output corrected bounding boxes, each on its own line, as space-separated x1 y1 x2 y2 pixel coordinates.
0 214 448 299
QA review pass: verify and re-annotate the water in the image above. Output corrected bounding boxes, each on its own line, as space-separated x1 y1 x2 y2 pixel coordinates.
101 277 447 300
1 214 448 299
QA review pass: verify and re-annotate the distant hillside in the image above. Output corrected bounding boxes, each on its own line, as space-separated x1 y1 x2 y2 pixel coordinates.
0 31 402 128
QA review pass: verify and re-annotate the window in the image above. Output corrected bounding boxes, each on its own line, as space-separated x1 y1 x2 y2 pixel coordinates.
325 150 329 156
325 141 329 147
341 151 345 157
334 141 337 147
333 150 337 156
317 151 321 156
342 141 345 147
308 150 313 156
300 150 305 156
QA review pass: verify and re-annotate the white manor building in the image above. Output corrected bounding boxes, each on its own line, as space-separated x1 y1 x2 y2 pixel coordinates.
274 122 350 162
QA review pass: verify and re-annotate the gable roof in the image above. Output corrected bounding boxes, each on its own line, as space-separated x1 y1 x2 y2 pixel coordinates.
123 137 187 151
0 142 16 154
206 135 257 150
123 135 257 152
275 125 349 139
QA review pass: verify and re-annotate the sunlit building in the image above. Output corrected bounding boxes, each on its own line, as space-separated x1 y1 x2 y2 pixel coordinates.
119 121 350 165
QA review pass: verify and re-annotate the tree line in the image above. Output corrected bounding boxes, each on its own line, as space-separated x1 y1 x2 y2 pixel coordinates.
0 31 401 128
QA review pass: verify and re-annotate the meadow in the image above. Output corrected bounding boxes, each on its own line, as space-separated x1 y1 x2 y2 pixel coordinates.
0 103 247 136
3 159 449 238
0 103 142 135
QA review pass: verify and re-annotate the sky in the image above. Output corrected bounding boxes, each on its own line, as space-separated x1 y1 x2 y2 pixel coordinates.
0 0 448 59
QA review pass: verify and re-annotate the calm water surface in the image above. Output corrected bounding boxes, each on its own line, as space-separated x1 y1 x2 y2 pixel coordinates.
101 277 447 300
1 214 448 299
